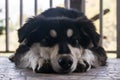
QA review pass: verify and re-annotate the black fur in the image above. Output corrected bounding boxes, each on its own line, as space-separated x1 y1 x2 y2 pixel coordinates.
75 60 90 72
18 7 100 48
90 47 107 66
10 7 107 73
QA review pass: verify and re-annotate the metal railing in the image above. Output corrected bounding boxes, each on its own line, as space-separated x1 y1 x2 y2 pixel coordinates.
117 0 120 58
1 0 70 53
5 0 9 52
0 0 117 54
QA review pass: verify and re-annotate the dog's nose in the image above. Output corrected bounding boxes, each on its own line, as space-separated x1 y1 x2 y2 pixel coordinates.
58 56 73 70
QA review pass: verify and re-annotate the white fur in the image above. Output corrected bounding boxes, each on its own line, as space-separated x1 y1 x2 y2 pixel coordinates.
19 43 59 72
50 44 82 73
81 49 98 71
19 43 44 71
68 45 84 72
16 40 102 72
18 42 96 73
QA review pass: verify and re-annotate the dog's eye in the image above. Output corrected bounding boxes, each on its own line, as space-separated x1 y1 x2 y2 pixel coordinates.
40 37 56 47
41 38 47 43
69 38 79 47
41 38 47 45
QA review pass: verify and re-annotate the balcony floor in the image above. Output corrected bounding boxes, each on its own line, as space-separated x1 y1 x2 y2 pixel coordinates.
0 56 120 80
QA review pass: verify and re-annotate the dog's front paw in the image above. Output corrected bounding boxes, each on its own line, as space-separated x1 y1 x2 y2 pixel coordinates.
75 60 91 72
35 64 42 73
30 58 44 73
35 60 54 73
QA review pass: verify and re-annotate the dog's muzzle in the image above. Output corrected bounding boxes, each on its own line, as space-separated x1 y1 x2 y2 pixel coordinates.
58 56 73 70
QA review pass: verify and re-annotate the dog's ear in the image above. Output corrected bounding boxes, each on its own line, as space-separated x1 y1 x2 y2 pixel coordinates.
76 19 100 48
18 15 45 43
25 28 46 46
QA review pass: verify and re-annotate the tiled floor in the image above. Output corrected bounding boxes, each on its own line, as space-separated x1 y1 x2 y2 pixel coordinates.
0 56 120 80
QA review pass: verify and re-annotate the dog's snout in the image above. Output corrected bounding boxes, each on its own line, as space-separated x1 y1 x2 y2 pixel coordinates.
58 43 70 54
58 56 73 70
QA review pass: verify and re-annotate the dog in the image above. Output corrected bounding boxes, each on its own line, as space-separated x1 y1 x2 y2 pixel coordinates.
9 7 107 74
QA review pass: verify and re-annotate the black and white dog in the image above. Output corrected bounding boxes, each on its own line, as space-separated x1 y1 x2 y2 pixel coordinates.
10 7 107 73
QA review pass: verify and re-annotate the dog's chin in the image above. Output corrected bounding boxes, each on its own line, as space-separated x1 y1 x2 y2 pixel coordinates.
35 61 76 74
55 68 75 74
51 62 77 74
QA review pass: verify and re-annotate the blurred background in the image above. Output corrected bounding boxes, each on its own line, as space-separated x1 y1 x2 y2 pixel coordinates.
0 0 117 58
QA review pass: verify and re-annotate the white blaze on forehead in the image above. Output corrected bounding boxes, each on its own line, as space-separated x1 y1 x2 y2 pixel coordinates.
67 29 73 37
50 29 57 38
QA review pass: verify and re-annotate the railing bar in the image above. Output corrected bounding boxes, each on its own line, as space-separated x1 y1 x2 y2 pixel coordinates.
50 0 53 8
5 0 9 52
117 0 120 58
99 0 103 46
64 0 70 9
0 51 15 53
106 51 117 53
34 0 37 15
20 0 23 27
0 0 117 54
81 0 85 13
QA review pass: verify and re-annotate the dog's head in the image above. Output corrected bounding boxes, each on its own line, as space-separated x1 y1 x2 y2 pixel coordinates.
18 9 100 73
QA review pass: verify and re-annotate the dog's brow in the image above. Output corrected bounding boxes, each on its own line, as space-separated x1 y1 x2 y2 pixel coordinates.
67 29 73 37
49 29 57 38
